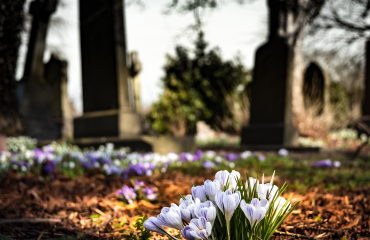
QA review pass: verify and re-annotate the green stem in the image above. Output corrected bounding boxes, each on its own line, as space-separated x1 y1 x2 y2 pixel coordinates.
227 221 230 240
216 211 223 227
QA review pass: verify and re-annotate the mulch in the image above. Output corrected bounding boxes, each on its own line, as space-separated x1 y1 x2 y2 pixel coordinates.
0 171 369 239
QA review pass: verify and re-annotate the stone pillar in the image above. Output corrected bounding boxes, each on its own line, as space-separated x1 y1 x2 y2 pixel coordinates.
45 54 73 139
241 0 314 146
130 51 142 113
74 0 142 139
18 0 58 140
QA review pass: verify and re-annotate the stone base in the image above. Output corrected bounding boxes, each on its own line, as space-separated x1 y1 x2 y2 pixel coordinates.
74 111 142 139
72 135 195 154
241 124 298 146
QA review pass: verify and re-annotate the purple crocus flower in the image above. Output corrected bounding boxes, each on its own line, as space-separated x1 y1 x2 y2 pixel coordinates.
180 153 187 163
195 150 203 159
144 187 157 200
116 186 137 203
258 155 266 162
102 157 111 164
203 160 215 169
44 162 54 174
134 180 145 190
227 153 238 162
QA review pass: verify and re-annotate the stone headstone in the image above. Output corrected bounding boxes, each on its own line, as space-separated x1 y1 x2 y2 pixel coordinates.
241 0 310 146
45 54 73 139
74 0 142 139
360 40 370 135
18 0 59 140
130 51 142 113
303 62 329 116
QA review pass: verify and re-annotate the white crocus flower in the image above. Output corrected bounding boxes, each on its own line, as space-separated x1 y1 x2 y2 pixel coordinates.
189 217 212 240
143 217 169 236
257 183 279 201
240 199 268 228
157 204 183 230
191 200 217 226
215 189 241 239
204 179 221 204
191 185 206 202
215 170 241 191
240 150 252 159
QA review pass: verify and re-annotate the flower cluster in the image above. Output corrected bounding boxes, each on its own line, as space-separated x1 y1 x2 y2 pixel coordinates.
310 159 341 168
116 180 157 203
144 170 295 240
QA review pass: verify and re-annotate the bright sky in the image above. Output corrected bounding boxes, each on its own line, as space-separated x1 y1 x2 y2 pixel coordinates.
16 0 267 114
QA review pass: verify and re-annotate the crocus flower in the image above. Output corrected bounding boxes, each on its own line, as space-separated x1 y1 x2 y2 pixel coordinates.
204 179 221 204
144 216 169 236
258 155 266 162
189 217 212 240
273 196 291 211
181 225 196 240
44 162 54 174
203 160 215 169
278 148 288 156
192 200 217 226
215 190 241 222
206 151 216 158
116 186 137 203
144 187 157 200
240 151 252 159
240 199 268 227
257 183 279 201
134 180 145 190
157 204 183 230
215 170 240 191
333 161 341 168
226 153 238 162
191 185 206 202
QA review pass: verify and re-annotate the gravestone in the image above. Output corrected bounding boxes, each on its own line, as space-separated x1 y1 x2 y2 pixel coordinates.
130 51 142 113
45 54 73 139
360 40 370 134
74 0 142 139
241 0 305 146
303 62 329 116
18 0 59 140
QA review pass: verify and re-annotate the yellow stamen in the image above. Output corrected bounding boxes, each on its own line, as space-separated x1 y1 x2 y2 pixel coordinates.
199 228 203 230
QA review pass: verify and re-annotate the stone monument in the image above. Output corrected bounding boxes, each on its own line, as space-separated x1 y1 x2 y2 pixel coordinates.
360 40 370 134
241 0 310 146
18 0 59 140
74 0 142 139
130 51 142 113
44 54 73 139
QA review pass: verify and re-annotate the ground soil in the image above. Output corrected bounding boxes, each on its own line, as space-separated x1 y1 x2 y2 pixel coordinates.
0 171 369 239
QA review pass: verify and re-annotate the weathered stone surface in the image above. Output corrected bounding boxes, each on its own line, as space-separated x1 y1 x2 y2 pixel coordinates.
130 51 142 113
45 54 73 139
18 0 59 140
360 40 370 135
75 0 142 139
241 41 298 145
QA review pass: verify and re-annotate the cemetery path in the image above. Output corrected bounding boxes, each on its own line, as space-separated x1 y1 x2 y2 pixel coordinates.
0 172 369 239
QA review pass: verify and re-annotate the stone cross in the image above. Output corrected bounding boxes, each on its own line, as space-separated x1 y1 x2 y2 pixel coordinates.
130 51 142 113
